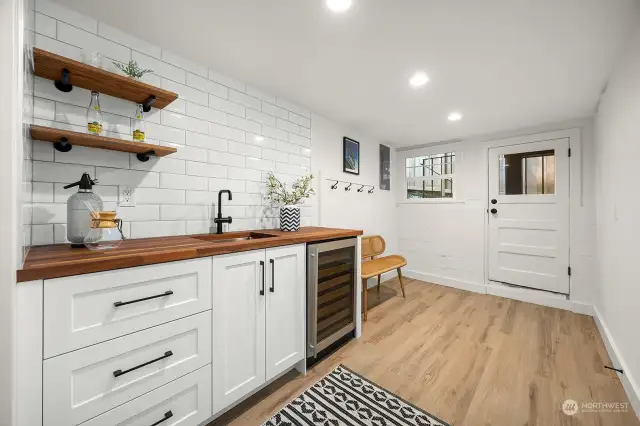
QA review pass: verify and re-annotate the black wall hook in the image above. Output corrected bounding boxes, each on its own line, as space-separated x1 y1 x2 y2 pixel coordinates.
54 68 73 92
345 183 352 191
330 181 338 190
368 186 374 194
357 185 364 193
136 150 155 162
142 95 156 113
53 137 72 152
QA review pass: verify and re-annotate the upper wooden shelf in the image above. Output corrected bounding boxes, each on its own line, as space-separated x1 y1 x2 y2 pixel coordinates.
30 125 177 161
33 48 178 110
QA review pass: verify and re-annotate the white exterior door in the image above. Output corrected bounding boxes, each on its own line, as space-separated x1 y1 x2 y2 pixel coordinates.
488 138 570 294
265 245 306 381
212 250 266 414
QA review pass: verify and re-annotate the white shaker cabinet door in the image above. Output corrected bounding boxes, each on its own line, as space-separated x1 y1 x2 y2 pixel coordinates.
211 249 267 414
265 244 306 381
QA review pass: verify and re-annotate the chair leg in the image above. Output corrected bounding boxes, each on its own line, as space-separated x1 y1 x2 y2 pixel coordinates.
397 268 406 298
362 279 368 321
377 275 381 294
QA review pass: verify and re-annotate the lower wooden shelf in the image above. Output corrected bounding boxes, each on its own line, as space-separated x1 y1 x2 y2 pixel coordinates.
30 125 177 160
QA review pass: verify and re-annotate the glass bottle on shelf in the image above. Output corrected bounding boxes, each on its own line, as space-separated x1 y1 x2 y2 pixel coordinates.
87 91 103 135
132 103 146 142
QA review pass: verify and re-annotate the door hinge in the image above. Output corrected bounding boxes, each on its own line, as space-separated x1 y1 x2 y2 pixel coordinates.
568 266 572 276
568 148 572 157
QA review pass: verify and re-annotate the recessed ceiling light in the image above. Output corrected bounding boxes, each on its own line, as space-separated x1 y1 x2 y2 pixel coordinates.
326 0 352 13
409 71 429 88
448 112 463 121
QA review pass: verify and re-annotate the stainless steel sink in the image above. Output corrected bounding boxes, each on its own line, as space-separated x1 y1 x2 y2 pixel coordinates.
191 232 275 244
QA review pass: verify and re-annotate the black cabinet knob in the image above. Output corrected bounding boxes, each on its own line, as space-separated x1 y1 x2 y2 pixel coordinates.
490 208 498 214
491 199 497 204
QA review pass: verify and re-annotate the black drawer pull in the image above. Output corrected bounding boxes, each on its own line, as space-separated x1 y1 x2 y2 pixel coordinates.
113 350 173 378
270 259 275 293
149 411 173 426
114 290 173 307
260 261 265 296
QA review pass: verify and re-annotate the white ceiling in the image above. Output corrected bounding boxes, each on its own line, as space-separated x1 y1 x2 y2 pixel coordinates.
56 0 640 146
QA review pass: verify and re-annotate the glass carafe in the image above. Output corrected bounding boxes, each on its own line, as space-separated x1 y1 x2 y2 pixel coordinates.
132 103 146 142
87 91 103 135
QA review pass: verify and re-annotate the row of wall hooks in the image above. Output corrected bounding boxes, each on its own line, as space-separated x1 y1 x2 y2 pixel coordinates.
327 179 375 194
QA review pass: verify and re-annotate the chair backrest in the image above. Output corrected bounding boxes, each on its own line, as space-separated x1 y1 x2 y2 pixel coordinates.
361 235 386 259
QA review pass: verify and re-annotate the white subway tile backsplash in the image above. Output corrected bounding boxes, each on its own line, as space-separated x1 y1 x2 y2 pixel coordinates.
35 13 56 38
29 12 313 237
32 224 54 246
161 110 209 134
160 205 209 220
186 161 227 178
57 22 131 63
98 22 161 58
160 173 208 191
276 98 311 118
209 95 245 117
162 50 208 77
185 132 228 151
228 141 261 158
186 102 227 125
130 221 186 238
208 151 245 168
289 112 311 128
117 205 160 222
245 157 275 172
96 167 159 188
186 73 227 98
145 122 186 144
135 188 184 205
246 109 276 127
246 86 276 104
36 0 97 33
262 102 289 119
208 69 245 93
209 178 246 193
228 167 261 182
229 90 261 110
132 51 186 84
209 122 245 142
130 155 186 175
227 115 261 133
34 161 94 183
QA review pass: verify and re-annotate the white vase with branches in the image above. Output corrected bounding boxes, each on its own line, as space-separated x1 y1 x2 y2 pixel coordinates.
265 172 314 232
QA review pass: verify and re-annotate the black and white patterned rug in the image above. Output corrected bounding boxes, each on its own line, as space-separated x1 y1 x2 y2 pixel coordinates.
262 365 449 426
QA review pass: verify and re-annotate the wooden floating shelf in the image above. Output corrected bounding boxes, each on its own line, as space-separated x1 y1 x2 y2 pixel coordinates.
30 125 177 161
33 47 178 110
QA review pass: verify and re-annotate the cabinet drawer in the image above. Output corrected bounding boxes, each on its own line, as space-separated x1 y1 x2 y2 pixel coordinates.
43 311 211 426
81 365 212 426
44 258 212 358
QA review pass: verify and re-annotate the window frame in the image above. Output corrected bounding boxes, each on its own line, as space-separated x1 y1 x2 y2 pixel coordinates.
404 151 457 201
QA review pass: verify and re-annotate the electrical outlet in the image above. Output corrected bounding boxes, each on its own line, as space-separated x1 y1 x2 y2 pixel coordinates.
119 186 135 207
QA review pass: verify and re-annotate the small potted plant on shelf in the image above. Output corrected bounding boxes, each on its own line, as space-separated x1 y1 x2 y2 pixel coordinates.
265 172 314 232
113 60 153 79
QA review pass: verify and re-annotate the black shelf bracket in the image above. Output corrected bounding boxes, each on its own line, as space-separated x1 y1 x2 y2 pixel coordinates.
136 150 155 162
54 68 73 92
53 137 72 153
142 95 156 112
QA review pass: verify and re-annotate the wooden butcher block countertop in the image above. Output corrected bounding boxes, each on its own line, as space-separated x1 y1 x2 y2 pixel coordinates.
18 227 362 282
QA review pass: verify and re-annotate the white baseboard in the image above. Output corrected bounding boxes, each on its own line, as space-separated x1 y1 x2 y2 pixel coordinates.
486 282 594 316
593 306 640 418
402 270 486 294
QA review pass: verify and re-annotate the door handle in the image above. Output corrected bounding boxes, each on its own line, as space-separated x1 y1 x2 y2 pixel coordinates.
260 261 265 296
149 411 173 426
270 259 275 293
491 208 498 214
491 199 497 204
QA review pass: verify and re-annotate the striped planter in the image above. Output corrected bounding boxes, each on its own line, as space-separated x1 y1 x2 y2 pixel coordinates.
280 205 301 232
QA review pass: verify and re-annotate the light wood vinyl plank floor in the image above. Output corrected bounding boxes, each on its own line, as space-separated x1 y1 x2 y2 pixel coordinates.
210 278 639 426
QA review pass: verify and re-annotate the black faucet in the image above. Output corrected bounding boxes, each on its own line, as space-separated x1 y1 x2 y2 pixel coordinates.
214 190 233 234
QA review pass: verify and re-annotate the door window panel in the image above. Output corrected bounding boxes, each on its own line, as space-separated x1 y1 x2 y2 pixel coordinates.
499 149 555 195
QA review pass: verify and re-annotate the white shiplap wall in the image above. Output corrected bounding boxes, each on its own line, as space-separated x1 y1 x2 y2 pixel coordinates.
29 0 313 245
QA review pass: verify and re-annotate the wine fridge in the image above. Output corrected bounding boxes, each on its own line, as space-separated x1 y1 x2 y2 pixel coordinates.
307 238 357 359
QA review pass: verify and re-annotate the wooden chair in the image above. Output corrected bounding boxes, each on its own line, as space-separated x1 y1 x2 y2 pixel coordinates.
361 235 407 321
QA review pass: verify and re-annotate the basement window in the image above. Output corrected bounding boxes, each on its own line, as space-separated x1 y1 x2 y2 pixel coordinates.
405 152 455 199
